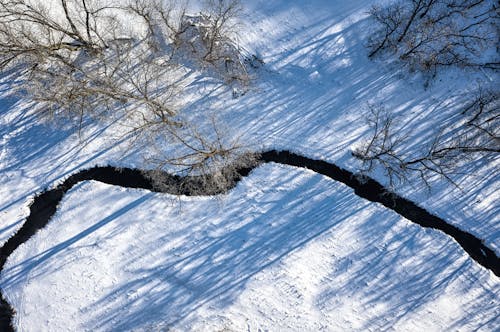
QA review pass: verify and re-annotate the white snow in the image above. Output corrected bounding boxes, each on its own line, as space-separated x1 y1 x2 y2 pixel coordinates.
3 167 499 331
0 0 499 331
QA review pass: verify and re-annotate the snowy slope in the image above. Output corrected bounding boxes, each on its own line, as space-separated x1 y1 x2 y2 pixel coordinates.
0 0 499 331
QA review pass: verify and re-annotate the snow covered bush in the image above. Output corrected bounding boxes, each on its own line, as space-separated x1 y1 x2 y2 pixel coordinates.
368 0 499 74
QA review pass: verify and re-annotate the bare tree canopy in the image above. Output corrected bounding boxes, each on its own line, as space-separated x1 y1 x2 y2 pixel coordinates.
353 90 500 188
368 0 500 73
0 0 256 184
0 0 187 123
358 0 500 189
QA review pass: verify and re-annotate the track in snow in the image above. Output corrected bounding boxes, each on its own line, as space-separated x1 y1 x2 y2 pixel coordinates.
0 150 498 331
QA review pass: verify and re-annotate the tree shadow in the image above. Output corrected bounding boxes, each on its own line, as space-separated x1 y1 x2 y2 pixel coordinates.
1 187 153 289
315 206 499 330
82 165 497 330
82 167 369 330
1 164 493 330
0 163 497 330
195 4 500 255
0 2 498 329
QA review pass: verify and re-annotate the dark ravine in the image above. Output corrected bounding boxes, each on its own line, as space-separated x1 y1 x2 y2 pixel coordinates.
0 150 498 331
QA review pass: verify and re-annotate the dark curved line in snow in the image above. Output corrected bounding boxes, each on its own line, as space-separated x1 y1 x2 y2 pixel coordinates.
0 150 498 331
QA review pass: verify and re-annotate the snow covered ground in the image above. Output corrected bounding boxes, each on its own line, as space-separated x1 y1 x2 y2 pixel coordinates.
0 0 499 331
3 167 499 331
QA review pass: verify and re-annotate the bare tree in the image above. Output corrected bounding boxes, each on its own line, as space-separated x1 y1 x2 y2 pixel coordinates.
141 116 258 195
461 86 499 140
201 0 241 62
173 0 254 89
368 0 499 74
0 0 255 185
353 95 499 188
0 0 182 126
126 0 189 53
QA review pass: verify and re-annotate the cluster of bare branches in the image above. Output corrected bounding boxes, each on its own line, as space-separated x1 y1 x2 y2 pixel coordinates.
173 0 257 89
0 0 256 185
142 117 259 194
353 92 499 188
361 0 499 189
0 0 185 125
368 0 499 74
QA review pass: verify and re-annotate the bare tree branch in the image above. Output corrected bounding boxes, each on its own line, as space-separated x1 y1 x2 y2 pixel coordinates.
353 95 499 188
0 0 257 186
368 0 499 73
